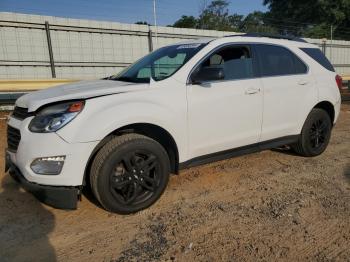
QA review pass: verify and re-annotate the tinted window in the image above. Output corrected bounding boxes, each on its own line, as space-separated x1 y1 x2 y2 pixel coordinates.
300 48 335 72
256 44 307 77
294 56 308 74
197 45 254 81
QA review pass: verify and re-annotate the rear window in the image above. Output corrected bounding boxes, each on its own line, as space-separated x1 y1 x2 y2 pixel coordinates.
300 48 335 72
255 44 308 77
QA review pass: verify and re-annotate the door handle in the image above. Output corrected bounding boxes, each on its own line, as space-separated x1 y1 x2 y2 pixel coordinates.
298 79 309 85
245 87 260 95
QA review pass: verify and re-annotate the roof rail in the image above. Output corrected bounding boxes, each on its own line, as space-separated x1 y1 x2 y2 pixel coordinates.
224 33 308 43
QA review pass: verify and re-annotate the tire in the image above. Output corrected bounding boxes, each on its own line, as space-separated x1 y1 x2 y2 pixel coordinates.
90 134 170 214
292 108 332 157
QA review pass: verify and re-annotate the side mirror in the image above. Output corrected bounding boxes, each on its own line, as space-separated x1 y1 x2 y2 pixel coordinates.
191 66 225 84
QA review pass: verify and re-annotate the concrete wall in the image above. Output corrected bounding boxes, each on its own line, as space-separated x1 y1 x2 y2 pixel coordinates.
0 12 349 79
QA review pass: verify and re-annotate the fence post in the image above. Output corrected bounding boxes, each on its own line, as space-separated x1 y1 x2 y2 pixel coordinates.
330 25 333 62
148 28 153 52
321 38 327 55
45 21 56 78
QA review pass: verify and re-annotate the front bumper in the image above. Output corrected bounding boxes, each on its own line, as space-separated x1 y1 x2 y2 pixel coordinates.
7 116 99 186
6 153 79 210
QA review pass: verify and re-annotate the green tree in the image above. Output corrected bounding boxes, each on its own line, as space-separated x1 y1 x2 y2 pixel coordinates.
173 15 198 28
135 21 150 25
171 0 243 31
228 14 244 30
240 11 276 33
170 0 350 40
172 0 350 39
198 0 234 31
263 0 350 39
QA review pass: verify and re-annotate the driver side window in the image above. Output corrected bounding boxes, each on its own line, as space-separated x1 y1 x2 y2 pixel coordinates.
198 45 254 81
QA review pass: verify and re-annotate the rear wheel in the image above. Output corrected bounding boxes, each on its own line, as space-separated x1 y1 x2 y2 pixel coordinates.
90 134 170 214
293 108 332 157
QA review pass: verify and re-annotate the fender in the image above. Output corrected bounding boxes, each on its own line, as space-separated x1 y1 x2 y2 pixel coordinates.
56 83 189 162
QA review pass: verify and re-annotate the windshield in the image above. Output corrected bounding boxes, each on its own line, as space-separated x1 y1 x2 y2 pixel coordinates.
109 43 206 83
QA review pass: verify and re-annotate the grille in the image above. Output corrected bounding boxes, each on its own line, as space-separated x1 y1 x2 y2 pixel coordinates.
7 126 21 152
12 106 30 120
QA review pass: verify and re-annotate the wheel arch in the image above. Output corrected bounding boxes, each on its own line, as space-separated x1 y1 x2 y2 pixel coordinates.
83 123 180 187
313 101 335 124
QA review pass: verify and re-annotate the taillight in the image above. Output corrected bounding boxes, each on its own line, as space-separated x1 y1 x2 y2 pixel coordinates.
335 75 343 89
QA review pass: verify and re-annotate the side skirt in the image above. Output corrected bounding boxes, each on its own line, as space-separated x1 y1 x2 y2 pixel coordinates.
179 135 299 170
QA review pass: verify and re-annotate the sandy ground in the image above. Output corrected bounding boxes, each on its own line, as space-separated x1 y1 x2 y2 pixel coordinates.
0 105 349 262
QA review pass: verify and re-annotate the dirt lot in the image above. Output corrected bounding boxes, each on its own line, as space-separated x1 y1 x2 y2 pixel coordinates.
0 105 349 262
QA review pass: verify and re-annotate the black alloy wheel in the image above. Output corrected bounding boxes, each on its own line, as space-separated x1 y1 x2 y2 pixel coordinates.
90 134 170 214
308 118 329 150
292 108 332 157
110 150 161 206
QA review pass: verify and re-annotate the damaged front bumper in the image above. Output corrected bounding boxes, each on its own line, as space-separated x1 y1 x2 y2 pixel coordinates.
5 152 79 210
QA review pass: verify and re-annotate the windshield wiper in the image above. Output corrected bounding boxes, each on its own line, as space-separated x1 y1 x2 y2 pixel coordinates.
102 76 112 80
112 76 135 83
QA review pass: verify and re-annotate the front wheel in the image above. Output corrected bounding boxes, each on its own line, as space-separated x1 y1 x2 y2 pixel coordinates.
90 134 170 214
292 108 332 157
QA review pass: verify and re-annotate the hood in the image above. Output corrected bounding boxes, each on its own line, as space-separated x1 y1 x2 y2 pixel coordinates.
16 80 148 112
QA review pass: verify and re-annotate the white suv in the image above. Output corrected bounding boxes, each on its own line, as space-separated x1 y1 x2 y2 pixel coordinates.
6 34 342 214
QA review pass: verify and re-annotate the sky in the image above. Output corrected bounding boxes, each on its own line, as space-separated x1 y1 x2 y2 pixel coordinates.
0 0 267 26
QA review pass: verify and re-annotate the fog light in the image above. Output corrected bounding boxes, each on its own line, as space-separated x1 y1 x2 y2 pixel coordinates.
30 156 65 175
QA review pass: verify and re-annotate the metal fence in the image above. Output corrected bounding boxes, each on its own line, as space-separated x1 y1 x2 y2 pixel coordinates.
0 12 232 79
1 12 350 79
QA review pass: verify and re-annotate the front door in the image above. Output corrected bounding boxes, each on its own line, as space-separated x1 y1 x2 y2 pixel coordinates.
187 44 263 159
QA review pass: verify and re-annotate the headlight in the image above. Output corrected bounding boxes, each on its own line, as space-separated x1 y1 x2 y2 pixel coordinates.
29 101 84 133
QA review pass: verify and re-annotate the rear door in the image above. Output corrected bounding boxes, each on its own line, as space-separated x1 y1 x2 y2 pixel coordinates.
254 44 317 142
